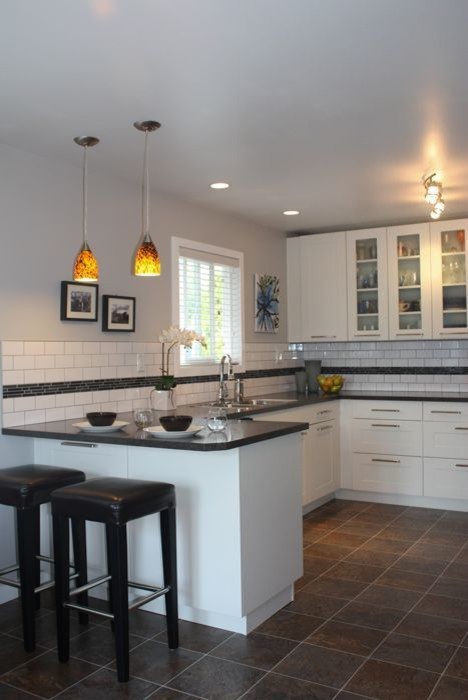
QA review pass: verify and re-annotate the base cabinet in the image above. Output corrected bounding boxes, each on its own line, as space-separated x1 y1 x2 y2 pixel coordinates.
352 453 422 496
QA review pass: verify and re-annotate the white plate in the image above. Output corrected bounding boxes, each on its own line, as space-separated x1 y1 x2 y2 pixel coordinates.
143 425 204 439
72 420 129 433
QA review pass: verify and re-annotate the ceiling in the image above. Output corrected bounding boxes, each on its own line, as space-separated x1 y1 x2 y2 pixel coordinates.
2 0 468 233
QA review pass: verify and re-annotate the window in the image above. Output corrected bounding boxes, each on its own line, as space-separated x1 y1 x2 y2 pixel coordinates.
172 237 244 371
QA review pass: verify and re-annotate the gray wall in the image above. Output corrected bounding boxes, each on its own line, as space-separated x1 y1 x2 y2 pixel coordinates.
0 144 287 343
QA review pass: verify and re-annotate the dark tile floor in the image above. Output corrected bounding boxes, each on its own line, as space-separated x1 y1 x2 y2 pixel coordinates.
2 500 468 698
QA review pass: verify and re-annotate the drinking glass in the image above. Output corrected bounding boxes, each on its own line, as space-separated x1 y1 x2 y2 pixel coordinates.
133 407 154 429
206 408 228 432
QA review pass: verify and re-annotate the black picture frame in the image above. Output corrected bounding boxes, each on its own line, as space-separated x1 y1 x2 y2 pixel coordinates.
60 281 99 322
102 294 136 332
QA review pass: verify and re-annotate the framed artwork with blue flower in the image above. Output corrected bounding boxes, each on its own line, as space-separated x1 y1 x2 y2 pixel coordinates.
254 273 279 333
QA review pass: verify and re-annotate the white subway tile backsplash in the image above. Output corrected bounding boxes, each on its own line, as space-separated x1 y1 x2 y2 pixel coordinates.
2 341 24 356
24 369 45 384
14 356 35 370
65 342 83 355
45 341 64 355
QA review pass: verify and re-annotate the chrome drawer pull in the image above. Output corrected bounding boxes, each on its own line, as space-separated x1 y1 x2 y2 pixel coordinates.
455 427 468 431
395 332 424 336
371 409 400 413
371 458 401 464
317 410 332 415
456 464 468 468
317 425 332 432
300 431 308 436
431 410 462 414
371 423 400 428
310 335 336 339
440 331 468 335
61 441 98 448
356 333 381 337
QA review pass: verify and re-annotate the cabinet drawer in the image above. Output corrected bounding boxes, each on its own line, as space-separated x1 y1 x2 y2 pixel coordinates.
352 419 422 456
424 457 468 500
308 402 339 424
352 453 422 495
351 400 422 421
34 438 128 478
424 421 468 459
423 402 468 422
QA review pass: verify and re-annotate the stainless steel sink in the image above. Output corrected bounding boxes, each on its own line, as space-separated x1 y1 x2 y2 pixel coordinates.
208 398 297 409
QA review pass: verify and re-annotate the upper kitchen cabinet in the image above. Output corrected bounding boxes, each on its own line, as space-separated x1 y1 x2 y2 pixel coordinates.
299 232 348 342
286 238 303 341
430 219 468 339
346 229 388 341
387 223 432 340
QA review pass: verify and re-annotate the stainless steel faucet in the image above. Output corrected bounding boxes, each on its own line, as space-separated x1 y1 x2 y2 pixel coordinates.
218 354 234 402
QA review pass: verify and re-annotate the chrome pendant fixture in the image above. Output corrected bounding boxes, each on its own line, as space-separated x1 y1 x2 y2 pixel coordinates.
73 136 100 281
133 120 161 276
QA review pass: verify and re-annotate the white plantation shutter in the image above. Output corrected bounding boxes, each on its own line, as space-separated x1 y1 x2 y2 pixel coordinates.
178 243 243 366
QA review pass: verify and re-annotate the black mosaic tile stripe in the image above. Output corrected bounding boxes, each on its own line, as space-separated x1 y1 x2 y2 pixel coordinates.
321 365 468 375
2 367 298 399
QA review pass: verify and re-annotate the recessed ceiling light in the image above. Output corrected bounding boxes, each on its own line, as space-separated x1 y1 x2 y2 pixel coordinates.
283 210 300 216
210 182 230 190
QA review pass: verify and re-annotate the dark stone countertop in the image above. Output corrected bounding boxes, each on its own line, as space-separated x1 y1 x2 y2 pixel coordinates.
1 412 309 451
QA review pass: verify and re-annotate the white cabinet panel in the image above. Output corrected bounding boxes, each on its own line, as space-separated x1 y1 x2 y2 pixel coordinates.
346 228 388 340
299 233 348 341
352 419 422 457
351 400 422 421
352 452 422 495
307 421 339 502
424 457 468 499
287 238 302 342
387 223 432 340
424 421 468 459
34 438 127 478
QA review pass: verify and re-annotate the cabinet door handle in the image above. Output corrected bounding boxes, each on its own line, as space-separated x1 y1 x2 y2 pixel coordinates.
317 410 332 415
317 425 332 432
61 441 98 448
455 427 468 431
431 410 462 415
440 331 468 335
355 333 381 337
371 458 401 464
371 423 401 428
456 464 468 468
300 431 308 436
395 332 424 336
371 408 400 413
310 335 336 339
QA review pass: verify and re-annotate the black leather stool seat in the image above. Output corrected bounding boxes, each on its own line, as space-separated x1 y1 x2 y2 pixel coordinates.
51 477 175 525
0 464 86 508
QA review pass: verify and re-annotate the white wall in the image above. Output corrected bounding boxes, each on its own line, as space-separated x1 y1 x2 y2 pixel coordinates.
0 143 287 343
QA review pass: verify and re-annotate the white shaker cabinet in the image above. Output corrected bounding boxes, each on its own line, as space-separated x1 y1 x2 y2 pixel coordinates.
387 223 433 340
346 228 388 340
299 233 348 342
430 219 468 339
286 238 303 342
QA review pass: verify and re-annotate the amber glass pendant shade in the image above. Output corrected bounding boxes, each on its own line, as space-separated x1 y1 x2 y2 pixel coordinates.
73 136 99 282
134 232 161 276
73 241 100 281
133 121 161 277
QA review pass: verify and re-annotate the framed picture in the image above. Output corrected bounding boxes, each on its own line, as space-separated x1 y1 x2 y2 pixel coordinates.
60 281 98 322
254 273 279 333
102 294 136 332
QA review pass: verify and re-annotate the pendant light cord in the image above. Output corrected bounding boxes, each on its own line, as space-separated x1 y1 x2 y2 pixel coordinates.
82 145 88 245
142 130 150 235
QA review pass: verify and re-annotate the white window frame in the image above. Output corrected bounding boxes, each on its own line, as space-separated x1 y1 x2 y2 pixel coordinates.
171 236 245 377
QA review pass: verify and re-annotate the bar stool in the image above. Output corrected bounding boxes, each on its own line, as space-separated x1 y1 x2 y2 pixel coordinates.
0 464 88 651
52 477 178 682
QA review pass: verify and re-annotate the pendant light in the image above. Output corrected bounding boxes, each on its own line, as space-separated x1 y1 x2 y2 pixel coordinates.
73 136 100 281
133 120 161 276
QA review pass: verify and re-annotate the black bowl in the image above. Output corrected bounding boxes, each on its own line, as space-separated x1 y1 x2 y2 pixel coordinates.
86 412 117 427
159 415 193 432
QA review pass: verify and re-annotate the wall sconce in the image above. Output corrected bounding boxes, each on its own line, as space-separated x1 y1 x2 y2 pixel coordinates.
73 136 100 281
133 120 161 276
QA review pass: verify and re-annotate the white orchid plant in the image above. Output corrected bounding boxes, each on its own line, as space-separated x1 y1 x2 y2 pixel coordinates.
155 326 207 390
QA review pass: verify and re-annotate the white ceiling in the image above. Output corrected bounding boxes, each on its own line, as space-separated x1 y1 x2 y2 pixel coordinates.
2 0 468 233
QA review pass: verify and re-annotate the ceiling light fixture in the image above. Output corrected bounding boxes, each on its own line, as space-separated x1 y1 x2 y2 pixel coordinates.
283 210 300 216
73 136 100 282
424 173 442 205
210 182 230 189
430 209 441 220
133 120 161 277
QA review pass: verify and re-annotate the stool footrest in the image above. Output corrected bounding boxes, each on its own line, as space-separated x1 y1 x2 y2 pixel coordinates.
0 575 21 588
128 586 170 611
0 563 20 577
69 574 111 597
65 602 114 620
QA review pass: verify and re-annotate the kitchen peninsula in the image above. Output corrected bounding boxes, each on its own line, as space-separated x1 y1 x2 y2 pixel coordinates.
2 415 308 634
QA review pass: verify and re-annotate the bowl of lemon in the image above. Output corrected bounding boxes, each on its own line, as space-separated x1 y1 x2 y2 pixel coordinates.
316 374 345 395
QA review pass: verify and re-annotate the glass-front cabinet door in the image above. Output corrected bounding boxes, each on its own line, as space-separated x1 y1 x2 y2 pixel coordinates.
430 219 468 339
346 228 388 340
387 223 432 339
